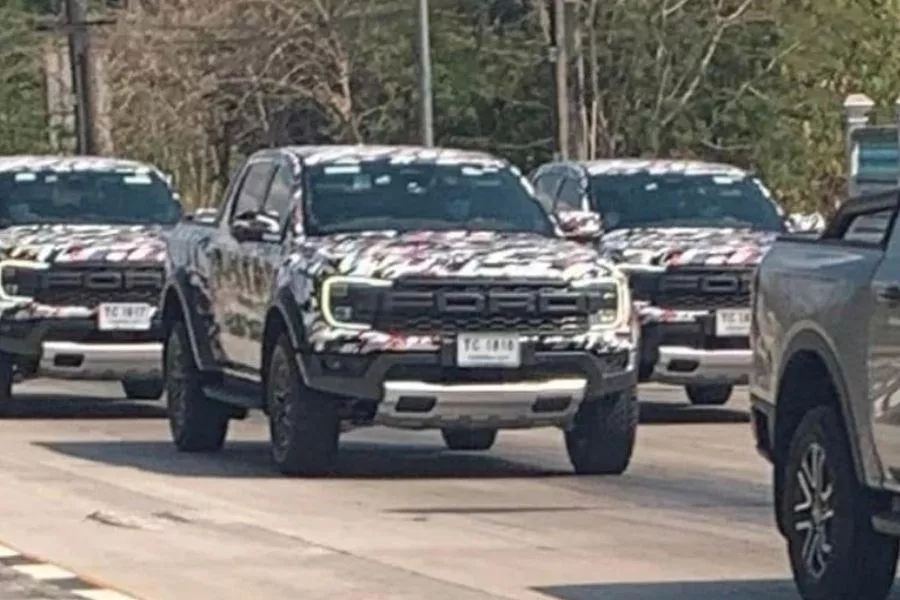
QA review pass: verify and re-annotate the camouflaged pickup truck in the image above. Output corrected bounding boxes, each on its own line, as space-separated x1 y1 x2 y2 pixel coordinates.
0 156 183 405
160 144 640 476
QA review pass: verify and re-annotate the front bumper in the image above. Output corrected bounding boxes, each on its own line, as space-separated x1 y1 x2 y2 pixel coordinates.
0 316 163 381
300 340 636 430
638 318 750 386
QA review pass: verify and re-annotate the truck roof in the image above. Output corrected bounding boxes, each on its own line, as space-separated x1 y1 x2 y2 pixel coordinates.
277 145 507 167
0 155 161 174
579 158 750 178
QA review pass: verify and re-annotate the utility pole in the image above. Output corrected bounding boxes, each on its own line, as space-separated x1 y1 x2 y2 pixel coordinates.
553 0 568 160
63 0 96 155
416 0 435 147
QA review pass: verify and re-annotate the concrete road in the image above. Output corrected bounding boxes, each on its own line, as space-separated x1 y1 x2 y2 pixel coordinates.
0 381 874 600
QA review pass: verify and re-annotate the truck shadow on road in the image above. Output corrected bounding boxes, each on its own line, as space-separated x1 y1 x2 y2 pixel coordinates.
536 578 900 599
637 401 749 425
535 579 806 599
36 438 574 479
0 394 747 426
0 393 165 419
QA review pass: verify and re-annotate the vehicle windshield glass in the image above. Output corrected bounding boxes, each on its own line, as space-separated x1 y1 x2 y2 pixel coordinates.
590 172 784 231
304 162 555 236
0 169 181 226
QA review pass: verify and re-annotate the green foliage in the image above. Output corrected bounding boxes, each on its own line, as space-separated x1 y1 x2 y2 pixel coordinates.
0 0 50 155
2 0 899 213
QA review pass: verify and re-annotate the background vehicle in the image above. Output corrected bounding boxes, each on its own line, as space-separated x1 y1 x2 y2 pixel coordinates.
0 156 183 405
531 159 788 406
752 189 900 600
161 145 639 477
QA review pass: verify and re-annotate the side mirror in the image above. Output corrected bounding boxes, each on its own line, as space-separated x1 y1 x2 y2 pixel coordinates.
554 209 603 242
230 212 279 242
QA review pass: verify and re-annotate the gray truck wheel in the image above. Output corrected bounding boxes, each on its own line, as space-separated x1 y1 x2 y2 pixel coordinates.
121 377 164 400
685 384 733 406
441 429 497 451
565 389 639 475
783 406 899 600
164 322 230 452
265 333 340 476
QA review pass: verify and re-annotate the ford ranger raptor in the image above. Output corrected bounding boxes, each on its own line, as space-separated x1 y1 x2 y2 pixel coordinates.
752 189 900 600
0 156 183 405
160 145 639 477
530 159 788 406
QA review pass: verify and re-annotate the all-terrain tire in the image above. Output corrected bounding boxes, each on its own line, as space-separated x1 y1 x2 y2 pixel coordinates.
685 384 733 406
265 333 340 476
782 405 899 600
121 376 165 400
164 322 230 452
565 388 639 475
441 429 497 451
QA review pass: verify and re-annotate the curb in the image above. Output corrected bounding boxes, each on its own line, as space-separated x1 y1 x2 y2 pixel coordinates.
0 543 141 600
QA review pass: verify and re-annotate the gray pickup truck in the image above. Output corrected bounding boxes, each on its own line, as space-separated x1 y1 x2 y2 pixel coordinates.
751 189 900 599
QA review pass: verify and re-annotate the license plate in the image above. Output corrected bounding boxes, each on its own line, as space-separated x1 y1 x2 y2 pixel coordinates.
97 303 153 331
715 308 751 337
456 333 521 368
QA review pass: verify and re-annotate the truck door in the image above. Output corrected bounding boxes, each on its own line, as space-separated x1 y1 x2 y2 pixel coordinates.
208 159 276 376
866 199 900 486
230 160 296 375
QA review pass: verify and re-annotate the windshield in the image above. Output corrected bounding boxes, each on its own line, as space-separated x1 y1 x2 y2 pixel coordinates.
590 172 784 231
304 162 555 236
0 169 181 226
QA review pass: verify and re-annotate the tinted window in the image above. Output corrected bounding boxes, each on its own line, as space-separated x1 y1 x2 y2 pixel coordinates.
263 165 294 223
534 172 561 198
557 177 583 210
233 162 274 219
843 208 894 245
305 162 555 236
0 169 180 226
590 172 784 231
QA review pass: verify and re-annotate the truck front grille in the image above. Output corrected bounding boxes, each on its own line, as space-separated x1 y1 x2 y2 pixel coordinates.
655 268 753 310
34 264 163 308
374 278 599 334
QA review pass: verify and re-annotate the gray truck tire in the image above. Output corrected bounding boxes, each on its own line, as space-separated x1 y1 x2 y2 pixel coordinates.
565 389 639 475
783 406 898 600
265 333 340 476
164 322 230 452
121 376 165 400
685 384 733 406
441 429 497 451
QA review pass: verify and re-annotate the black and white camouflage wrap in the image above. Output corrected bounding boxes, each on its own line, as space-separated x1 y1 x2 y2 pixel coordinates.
0 225 167 320
288 230 634 356
0 156 171 321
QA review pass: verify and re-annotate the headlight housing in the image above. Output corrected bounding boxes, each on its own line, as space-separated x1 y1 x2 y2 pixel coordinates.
571 276 630 331
319 276 391 330
0 260 49 302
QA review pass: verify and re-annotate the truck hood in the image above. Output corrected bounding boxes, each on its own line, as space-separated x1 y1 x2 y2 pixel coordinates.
297 230 620 281
0 224 167 264
600 226 778 268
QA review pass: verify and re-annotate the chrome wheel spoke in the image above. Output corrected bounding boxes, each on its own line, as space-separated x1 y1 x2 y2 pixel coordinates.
793 441 835 580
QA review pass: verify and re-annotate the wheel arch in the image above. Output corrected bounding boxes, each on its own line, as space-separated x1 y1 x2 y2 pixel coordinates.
261 286 311 394
774 328 873 488
159 273 216 372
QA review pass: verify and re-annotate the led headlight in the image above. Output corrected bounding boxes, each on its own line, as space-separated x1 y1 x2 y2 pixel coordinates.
319 276 391 330
0 260 49 303
571 275 630 331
